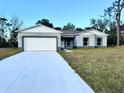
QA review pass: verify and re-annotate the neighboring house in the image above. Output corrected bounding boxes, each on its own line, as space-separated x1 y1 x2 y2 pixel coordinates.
17 25 108 51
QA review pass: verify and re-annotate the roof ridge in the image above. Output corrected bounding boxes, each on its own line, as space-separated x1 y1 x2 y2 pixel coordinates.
16 24 62 33
16 24 42 32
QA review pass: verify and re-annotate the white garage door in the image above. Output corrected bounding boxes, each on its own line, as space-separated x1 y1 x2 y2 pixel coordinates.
23 37 57 51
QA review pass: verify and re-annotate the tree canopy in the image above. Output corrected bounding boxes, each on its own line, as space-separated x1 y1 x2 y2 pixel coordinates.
63 23 75 30
0 16 23 48
36 19 53 28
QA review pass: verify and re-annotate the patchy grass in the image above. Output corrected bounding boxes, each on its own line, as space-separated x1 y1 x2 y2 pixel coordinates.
0 48 22 60
60 47 124 93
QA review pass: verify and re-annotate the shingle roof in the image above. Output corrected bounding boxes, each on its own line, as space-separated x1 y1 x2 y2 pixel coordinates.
61 29 108 38
61 30 82 35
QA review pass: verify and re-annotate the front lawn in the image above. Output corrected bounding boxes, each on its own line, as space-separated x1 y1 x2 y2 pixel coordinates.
60 47 124 93
0 48 22 60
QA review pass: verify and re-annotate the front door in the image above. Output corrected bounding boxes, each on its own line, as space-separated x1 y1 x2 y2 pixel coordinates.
65 39 73 49
66 40 71 48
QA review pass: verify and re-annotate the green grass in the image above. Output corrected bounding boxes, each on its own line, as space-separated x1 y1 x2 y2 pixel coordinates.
60 47 124 93
0 48 22 60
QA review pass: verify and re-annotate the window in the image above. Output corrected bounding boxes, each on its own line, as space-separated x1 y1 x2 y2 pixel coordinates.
83 37 89 46
97 38 102 46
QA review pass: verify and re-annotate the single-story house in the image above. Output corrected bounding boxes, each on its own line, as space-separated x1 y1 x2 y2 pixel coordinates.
17 25 108 51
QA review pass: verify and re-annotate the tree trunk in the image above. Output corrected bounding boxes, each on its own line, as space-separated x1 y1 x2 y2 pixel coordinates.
116 15 120 47
116 0 121 47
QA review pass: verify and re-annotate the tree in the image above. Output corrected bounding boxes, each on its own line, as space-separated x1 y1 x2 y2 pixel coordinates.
63 23 75 30
120 23 124 31
85 26 95 30
116 0 124 46
36 19 53 28
104 0 124 46
0 17 10 48
90 18 109 32
8 16 23 47
75 27 85 31
107 21 117 46
0 37 7 48
0 17 8 38
54 27 62 30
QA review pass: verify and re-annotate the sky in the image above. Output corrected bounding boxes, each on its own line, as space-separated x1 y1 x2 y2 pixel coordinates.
0 0 123 28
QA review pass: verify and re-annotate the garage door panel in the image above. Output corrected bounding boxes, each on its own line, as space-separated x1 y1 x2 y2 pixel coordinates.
24 37 56 51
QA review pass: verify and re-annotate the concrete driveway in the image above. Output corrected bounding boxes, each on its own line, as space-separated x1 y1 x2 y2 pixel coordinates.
0 51 95 93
